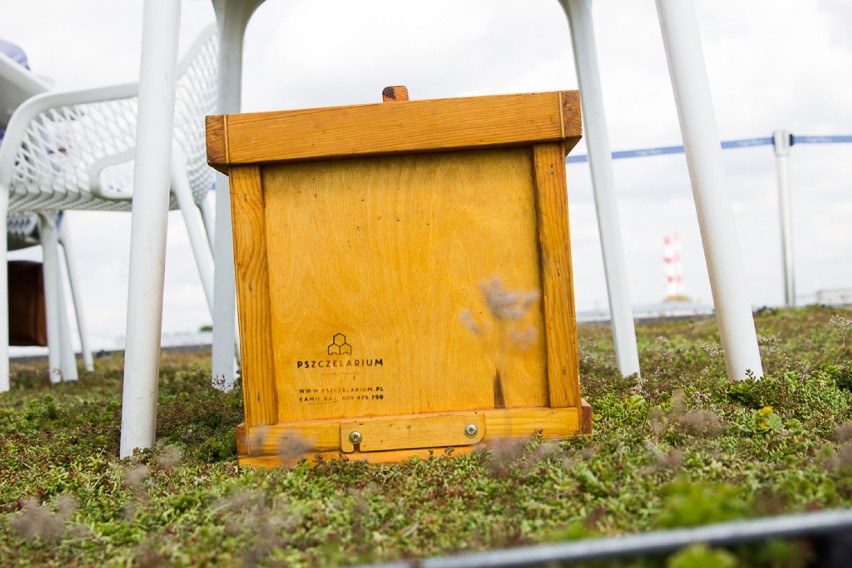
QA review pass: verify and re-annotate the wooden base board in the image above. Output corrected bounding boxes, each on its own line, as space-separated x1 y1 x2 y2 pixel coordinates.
236 401 592 467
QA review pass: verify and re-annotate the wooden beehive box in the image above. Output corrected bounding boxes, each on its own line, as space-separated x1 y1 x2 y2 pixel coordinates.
206 88 590 467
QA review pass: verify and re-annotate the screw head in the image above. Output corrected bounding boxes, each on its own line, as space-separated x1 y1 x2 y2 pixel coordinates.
464 424 478 438
348 431 363 445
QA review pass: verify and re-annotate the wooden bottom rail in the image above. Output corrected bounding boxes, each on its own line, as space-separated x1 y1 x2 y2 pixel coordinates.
237 402 591 467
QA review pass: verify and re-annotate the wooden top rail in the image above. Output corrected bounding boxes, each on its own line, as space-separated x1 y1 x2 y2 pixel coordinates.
206 90 581 172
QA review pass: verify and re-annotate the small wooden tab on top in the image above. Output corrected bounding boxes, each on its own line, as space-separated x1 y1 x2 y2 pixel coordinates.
382 85 409 102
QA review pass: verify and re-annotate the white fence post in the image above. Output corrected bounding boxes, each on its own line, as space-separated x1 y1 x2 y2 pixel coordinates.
773 130 795 307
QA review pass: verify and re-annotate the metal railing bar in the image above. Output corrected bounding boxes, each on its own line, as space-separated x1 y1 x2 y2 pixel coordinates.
363 509 852 568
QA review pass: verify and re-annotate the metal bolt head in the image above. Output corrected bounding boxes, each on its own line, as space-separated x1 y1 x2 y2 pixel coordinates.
349 431 363 445
464 424 478 438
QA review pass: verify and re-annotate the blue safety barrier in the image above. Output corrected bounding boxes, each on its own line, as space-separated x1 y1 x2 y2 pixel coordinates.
793 135 852 145
721 137 773 149
566 134 850 164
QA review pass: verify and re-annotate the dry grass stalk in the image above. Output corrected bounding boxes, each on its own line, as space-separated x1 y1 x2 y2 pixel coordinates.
10 498 66 542
460 276 540 409
155 445 183 469
277 431 316 463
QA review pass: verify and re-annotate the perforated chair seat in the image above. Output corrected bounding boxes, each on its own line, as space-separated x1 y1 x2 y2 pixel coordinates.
2 26 218 217
7 213 39 250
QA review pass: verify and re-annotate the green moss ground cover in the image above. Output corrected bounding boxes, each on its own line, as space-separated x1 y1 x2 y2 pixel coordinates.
1 306 850 566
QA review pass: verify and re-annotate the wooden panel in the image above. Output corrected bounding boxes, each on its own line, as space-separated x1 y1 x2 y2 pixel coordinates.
220 89 590 469
206 91 582 171
340 413 485 453
261 148 550 422
581 399 593 435
205 115 227 166
236 423 248 455
238 447 479 468
242 420 342 456
484 407 579 439
532 144 581 408
239 406 581 465
230 166 278 426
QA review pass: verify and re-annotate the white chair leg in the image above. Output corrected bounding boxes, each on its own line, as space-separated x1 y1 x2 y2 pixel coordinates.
56 270 78 382
211 0 263 391
59 219 93 372
120 0 183 459
172 156 215 313
560 0 641 378
200 190 216 250
38 213 63 383
233 312 241 365
199 183 242 370
655 0 763 380
1 189 10 392
211 144 239 389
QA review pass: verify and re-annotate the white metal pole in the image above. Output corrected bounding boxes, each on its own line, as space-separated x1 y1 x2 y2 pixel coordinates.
211 0 263 391
120 0 182 458
559 0 641 377
655 0 763 380
38 213 63 383
773 130 795 307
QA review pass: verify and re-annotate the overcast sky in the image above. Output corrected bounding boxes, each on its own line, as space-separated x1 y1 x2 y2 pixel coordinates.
2 0 851 347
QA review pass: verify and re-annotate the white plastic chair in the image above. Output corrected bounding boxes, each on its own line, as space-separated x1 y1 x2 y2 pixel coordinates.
0 43 89 381
0 25 219 390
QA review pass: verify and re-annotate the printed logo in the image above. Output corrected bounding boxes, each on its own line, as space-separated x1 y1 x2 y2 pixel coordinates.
295 332 384 370
328 333 352 355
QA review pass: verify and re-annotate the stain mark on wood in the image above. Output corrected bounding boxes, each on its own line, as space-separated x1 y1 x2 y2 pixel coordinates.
493 370 506 409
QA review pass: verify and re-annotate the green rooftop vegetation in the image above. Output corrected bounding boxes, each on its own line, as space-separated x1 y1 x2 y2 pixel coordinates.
1 306 850 566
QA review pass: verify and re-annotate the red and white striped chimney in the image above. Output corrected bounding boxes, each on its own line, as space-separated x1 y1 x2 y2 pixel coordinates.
663 233 685 300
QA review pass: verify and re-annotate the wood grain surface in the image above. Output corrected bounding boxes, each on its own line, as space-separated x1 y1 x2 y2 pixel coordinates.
532 144 581 408
206 91 581 171
218 90 590 467
237 406 581 465
230 166 278 426
261 148 549 422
